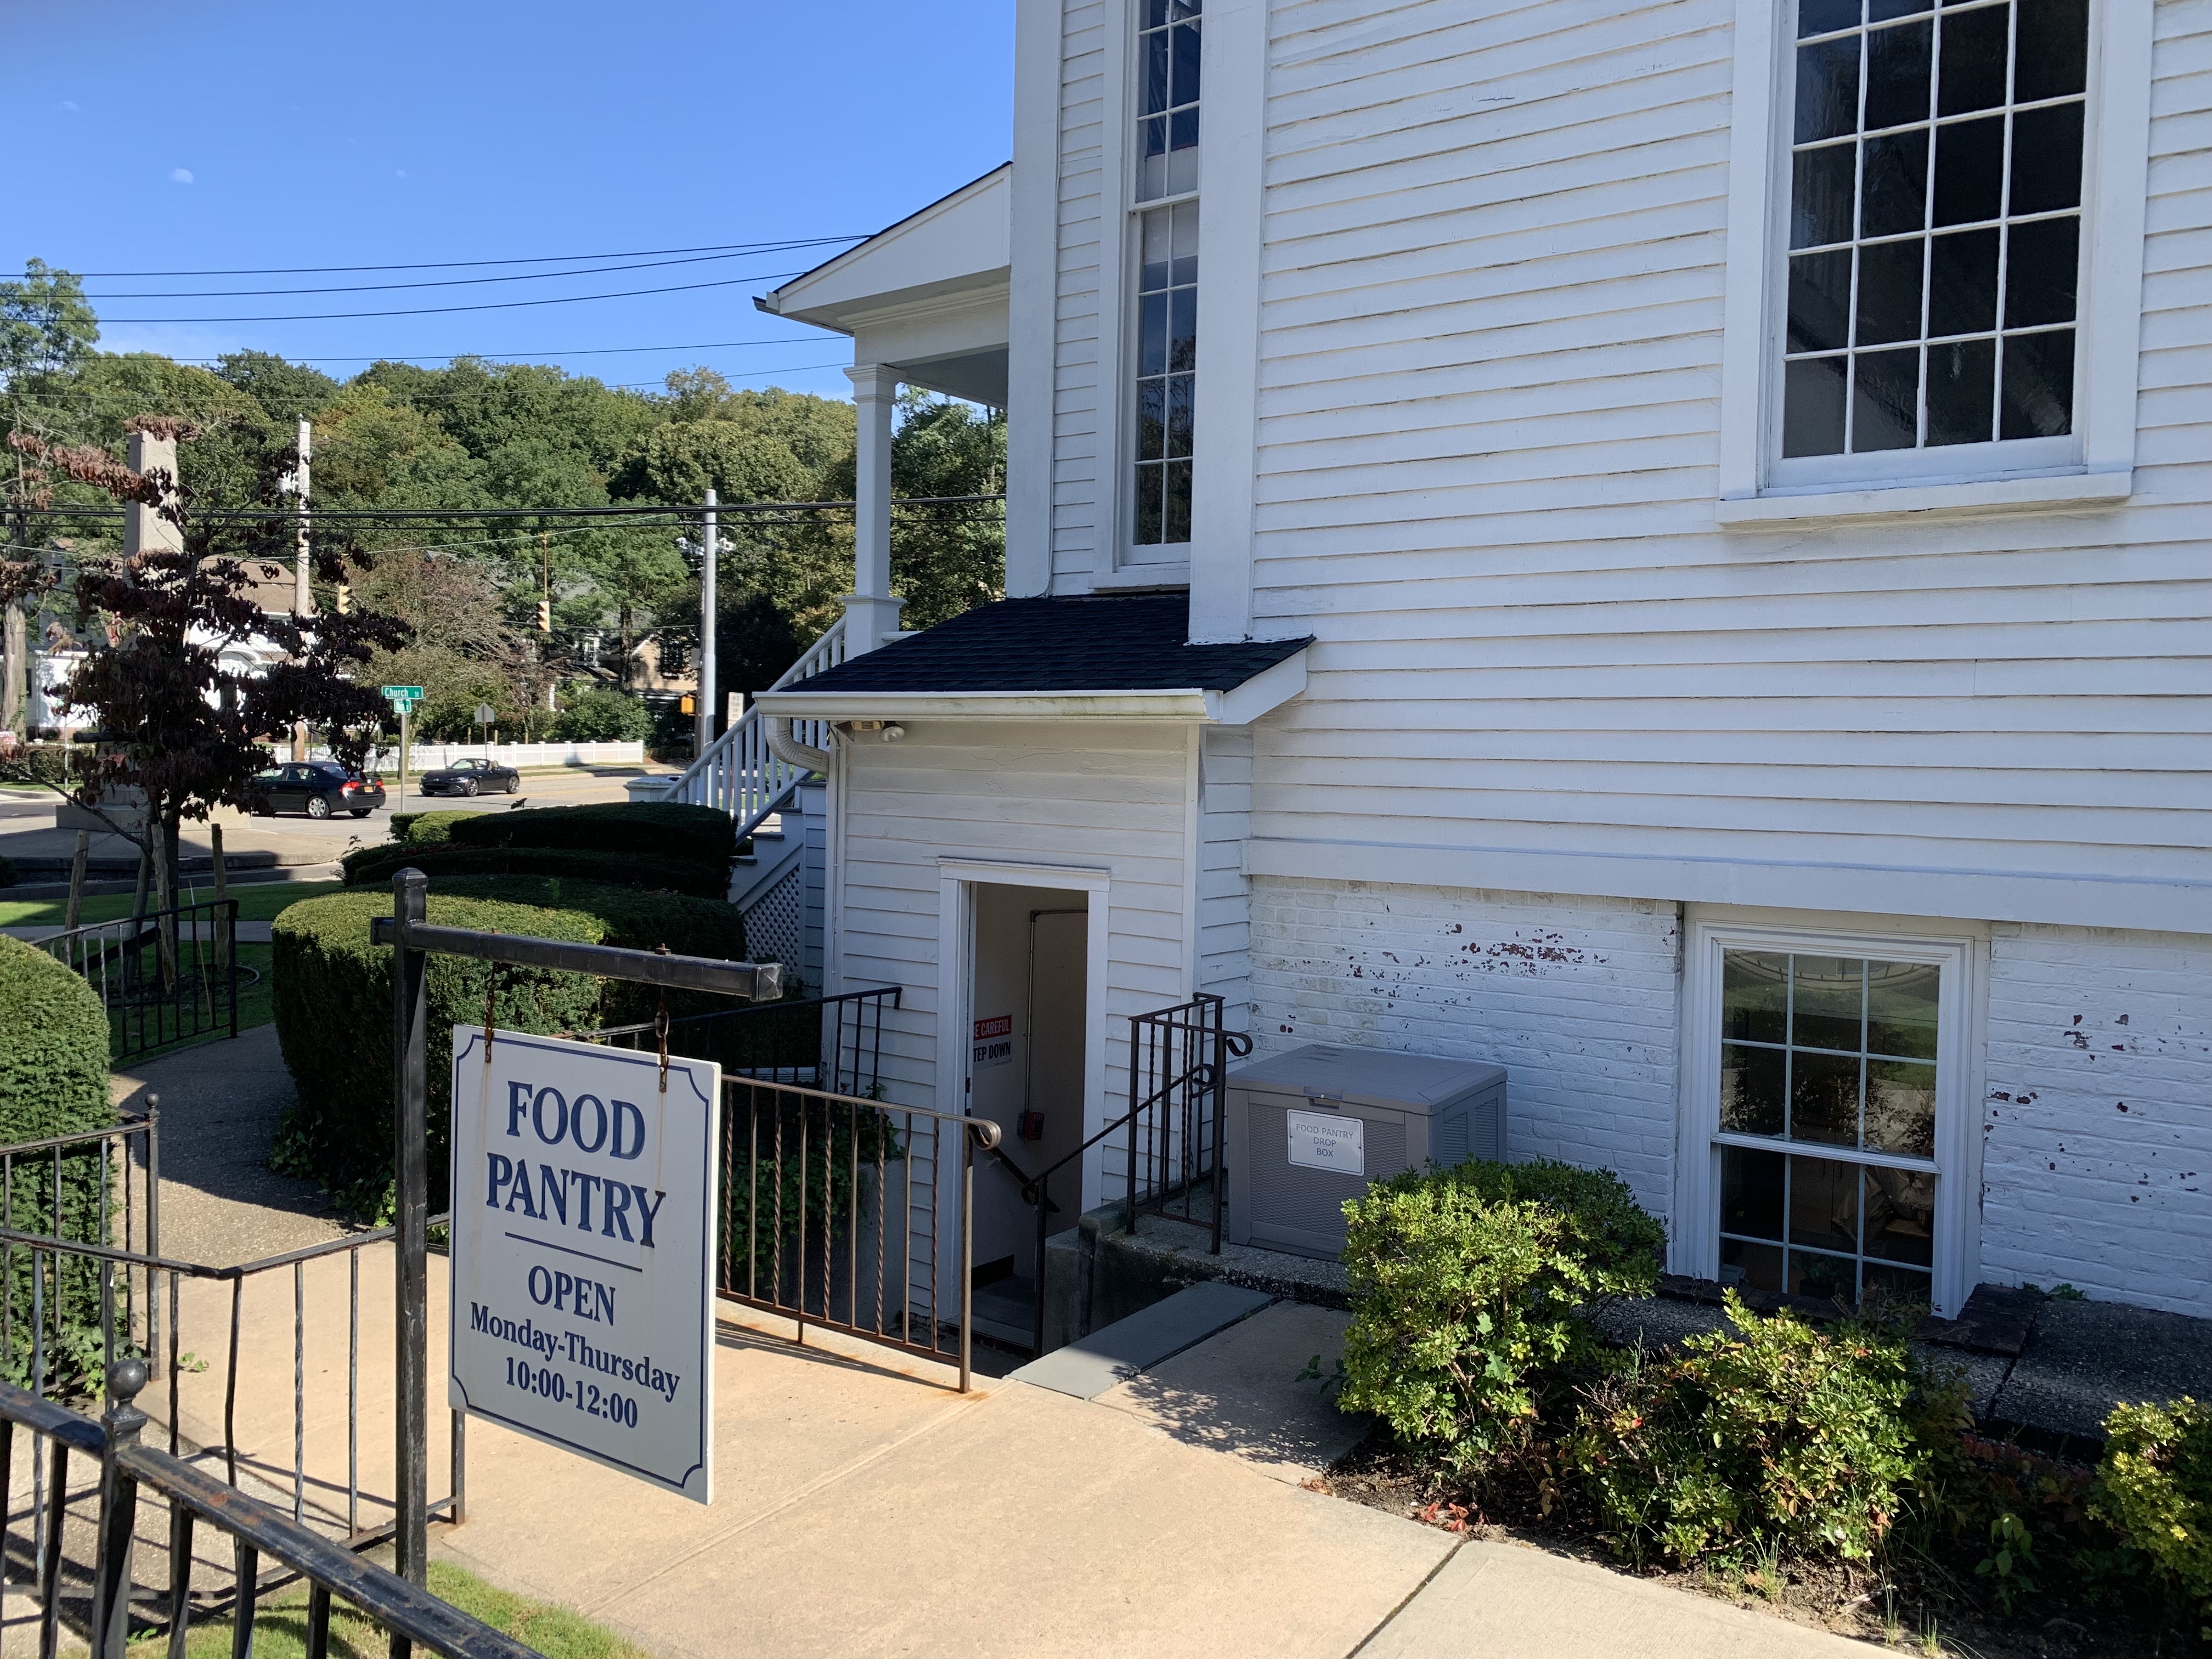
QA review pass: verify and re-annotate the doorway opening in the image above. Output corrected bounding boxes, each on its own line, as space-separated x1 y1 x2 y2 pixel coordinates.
964 882 1090 1347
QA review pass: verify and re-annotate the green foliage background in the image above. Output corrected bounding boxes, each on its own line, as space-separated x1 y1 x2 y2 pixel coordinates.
2 270 1006 740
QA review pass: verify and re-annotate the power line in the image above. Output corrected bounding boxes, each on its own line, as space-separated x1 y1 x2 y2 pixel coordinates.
164 337 822 365
50 238 867 279
83 245 841 301
98 269 812 325
15 494 1005 521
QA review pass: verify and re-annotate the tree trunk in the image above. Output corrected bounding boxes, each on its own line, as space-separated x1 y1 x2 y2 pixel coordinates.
150 809 178 991
0 597 24 735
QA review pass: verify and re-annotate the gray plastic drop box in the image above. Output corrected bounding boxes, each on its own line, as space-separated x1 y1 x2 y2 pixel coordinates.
1227 1043 1508 1261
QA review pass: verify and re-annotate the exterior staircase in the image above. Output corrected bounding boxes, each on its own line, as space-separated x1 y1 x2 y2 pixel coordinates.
655 619 847 985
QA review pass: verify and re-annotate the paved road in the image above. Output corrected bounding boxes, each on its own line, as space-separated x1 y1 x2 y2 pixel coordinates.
0 765 675 880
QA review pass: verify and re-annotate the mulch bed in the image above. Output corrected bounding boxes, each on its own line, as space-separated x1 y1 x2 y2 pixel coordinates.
1304 1433 2193 1658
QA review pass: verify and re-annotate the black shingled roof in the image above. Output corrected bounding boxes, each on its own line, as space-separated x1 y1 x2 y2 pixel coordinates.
788 593 1311 695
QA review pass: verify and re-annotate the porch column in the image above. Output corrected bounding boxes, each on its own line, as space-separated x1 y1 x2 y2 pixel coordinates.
843 363 904 657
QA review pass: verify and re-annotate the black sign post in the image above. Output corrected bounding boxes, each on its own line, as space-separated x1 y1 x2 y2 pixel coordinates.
377 870 781 1658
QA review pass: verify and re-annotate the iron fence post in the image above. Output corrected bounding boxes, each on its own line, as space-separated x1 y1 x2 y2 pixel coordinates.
93 1358 149 1659
390 869 432 1640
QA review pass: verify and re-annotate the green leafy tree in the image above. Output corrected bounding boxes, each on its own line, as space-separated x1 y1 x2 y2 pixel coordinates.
0 262 98 386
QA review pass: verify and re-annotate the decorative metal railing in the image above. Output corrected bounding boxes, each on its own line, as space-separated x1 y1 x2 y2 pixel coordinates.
2 1363 537 1659
1009 994 1252 1352
663 616 846 839
37 900 243 1060
717 1079 997 1393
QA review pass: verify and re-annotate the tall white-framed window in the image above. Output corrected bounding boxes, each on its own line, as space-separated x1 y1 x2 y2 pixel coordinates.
1128 0 1201 562
1677 917 1980 1316
1714 0 2152 520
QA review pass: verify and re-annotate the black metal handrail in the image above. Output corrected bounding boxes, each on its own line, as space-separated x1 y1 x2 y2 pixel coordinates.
1008 995 1251 1353
579 983 899 1097
0 1363 540 1659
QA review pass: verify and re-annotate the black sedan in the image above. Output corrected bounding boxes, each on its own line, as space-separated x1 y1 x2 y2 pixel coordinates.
418 757 520 797
247 762 387 819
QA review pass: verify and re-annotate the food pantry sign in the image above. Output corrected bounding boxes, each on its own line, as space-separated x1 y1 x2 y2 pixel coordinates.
449 1028 720 1503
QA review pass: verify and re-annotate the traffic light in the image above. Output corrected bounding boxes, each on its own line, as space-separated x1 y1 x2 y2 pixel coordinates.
537 596 551 634
335 582 351 616
678 695 695 716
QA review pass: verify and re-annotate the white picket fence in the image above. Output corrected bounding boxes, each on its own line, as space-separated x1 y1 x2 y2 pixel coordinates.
305 741 647 770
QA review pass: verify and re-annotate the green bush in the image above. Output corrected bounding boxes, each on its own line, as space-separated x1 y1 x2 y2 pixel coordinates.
2096 1397 2212 1638
386 810 472 846
339 843 727 899
1566 1293 1922 1567
270 879 744 1211
1338 1158 1664 1475
550 689 652 743
0 937 118 1389
0 853 15 887
447 802 735 869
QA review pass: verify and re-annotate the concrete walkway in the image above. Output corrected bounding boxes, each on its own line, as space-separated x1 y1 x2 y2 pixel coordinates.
421 1301 1879 1659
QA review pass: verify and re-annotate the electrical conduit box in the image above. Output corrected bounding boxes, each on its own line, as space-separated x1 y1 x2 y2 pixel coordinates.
1227 1044 1507 1261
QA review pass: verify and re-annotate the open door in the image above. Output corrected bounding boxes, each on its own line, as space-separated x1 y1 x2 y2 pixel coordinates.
963 882 1089 1346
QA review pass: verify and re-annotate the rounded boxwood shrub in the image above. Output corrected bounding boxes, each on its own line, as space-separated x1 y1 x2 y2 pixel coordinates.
386 810 472 847
0 936 118 1389
1338 1158 1664 1475
271 879 744 1212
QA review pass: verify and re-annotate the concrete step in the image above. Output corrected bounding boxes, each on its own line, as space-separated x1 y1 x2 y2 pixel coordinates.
1009 1280 1272 1401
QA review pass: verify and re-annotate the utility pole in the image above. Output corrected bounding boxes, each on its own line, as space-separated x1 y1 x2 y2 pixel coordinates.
292 420 314 763
695 488 717 761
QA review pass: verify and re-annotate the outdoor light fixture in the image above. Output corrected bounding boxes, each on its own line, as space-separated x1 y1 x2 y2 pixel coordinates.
847 720 906 742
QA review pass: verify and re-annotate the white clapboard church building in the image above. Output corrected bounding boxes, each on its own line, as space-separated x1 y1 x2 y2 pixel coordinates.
675 0 2209 1334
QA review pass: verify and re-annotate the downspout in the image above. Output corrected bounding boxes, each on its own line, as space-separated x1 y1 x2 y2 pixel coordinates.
765 716 832 773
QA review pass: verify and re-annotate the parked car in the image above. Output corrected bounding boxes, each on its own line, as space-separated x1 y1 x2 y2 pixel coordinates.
417 756 521 797
247 762 387 820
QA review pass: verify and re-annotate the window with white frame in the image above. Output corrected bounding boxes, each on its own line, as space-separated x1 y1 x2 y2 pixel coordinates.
1130 0 1200 555
1783 0 2090 462
1682 922 1975 1314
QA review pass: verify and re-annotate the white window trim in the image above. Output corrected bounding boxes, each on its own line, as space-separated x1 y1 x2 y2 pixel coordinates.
1097 0 1265 605
1713 0 2153 527
1673 911 1986 1318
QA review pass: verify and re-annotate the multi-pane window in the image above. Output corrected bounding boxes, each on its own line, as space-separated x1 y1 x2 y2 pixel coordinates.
1782 0 2091 459
1715 950 1940 1305
1131 0 1200 555
1134 202 1199 546
1137 0 1202 203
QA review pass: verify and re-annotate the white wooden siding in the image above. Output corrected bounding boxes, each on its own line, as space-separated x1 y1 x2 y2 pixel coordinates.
1051 0 1111 590
1227 0 2212 929
834 720 1194 1197
1197 726 1255 1022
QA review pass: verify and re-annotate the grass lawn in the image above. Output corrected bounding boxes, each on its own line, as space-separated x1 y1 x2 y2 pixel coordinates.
129 1558 648 1659
0 879 343 929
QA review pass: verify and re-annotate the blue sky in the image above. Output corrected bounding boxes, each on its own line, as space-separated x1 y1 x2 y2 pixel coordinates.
1 0 1014 404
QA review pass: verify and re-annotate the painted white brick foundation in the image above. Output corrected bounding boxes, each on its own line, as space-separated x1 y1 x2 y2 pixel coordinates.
1982 924 2212 1318
1246 877 1681 1217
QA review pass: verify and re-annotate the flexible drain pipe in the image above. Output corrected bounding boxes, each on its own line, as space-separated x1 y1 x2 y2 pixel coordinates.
765 715 833 773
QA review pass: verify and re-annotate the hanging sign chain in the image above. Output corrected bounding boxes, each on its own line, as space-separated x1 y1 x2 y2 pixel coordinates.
655 944 671 1094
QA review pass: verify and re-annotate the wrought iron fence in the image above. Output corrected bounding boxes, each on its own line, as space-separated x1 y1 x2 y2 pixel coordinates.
2 1363 537 1659
717 1080 997 1392
0 1102 465 1573
582 983 898 1095
36 900 243 1061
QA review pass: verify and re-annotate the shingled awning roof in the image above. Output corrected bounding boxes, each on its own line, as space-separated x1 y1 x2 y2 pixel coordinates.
757 593 1312 724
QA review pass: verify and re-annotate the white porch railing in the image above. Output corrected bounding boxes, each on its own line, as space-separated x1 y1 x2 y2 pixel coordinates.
665 618 847 839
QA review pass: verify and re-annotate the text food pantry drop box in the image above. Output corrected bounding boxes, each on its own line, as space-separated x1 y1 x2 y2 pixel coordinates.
449 1029 719 1504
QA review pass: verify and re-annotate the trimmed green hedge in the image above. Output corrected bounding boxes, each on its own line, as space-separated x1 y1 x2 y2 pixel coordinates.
387 810 472 846
447 802 735 868
270 878 743 1210
339 843 726 898
0 937 117 1389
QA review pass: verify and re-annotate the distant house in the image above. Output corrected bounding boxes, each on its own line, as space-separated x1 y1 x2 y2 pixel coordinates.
673 0 2208 1328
